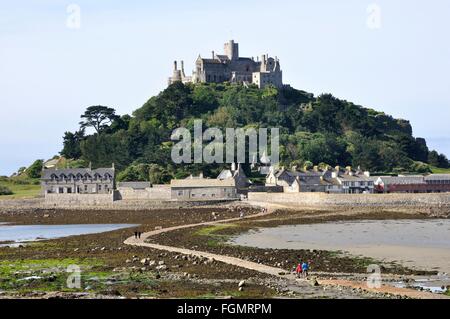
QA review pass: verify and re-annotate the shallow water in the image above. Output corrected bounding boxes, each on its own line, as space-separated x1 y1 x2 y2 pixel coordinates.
230 219 450 274
0 223 138 245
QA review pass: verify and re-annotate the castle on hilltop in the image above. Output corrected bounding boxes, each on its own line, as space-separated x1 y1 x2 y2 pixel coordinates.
169 40 283 89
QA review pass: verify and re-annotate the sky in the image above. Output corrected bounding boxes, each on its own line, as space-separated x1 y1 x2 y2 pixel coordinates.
1 0 450 175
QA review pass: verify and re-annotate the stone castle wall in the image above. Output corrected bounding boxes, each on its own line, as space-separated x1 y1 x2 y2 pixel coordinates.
248 192 450 207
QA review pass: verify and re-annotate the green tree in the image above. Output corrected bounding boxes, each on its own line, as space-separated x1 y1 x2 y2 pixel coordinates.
79 106 119 133
148 164 171 184
61 130 85 159
27 160 44 179
428 150 450 168
0 186 13 196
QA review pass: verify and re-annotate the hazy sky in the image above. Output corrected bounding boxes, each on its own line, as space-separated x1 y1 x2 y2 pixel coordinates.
1 0 449 175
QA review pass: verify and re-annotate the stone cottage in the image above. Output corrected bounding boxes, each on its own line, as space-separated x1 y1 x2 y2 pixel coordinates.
41 166 115 195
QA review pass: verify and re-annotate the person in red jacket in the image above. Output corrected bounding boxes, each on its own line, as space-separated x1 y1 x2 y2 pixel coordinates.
295 263 303 278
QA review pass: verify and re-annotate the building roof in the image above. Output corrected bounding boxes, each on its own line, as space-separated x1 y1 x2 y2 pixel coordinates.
171 178 236 188
201 58 224 65
117 182 151 189
424 174 450 181
377 176 425 185
336 174 374 182
215 55 230 63
42 168 115 181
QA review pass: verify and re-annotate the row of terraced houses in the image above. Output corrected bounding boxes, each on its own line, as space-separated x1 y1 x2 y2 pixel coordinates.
41 163 450 202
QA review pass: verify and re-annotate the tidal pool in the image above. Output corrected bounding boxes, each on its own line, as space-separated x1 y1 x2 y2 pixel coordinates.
0 223 138 245
230 219 450 275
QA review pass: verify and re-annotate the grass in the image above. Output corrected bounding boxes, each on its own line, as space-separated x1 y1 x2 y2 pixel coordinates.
0 180 41 200
0 258 105 293
194 224 237 237
430 166 450 174
194 224 237 247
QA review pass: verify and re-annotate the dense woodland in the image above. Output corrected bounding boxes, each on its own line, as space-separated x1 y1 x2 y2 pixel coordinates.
52 82 450 183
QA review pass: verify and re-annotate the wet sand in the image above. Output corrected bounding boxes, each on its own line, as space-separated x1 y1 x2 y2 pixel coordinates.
231 219 450 274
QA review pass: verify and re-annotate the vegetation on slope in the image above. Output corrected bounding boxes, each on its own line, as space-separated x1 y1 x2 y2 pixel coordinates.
22 82 450 182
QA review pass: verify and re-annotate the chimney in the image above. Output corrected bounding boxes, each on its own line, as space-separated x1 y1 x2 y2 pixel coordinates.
313 165 319 172
89 162 92 170
212 51 215 59
335 166 340 172
231 163 236 171
364 171 371 177
199 172 204 179
173 61 178 71
332 171 338 179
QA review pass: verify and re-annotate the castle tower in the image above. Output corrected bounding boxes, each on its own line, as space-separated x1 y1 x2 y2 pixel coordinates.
168 60 182 85
181 60 186 78
224 40 239 61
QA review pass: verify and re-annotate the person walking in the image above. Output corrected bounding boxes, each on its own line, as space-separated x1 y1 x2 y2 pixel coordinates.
302 261 309 278
134 231 138 239
295 263 303 278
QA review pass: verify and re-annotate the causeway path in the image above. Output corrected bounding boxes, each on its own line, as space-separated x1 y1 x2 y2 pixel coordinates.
124 206 449 299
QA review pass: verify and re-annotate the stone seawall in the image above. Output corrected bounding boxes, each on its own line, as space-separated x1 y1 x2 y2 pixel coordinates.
116 185 171 201
0 197 235 212
45 193 114 208
248 192 450 207
0 198 45 210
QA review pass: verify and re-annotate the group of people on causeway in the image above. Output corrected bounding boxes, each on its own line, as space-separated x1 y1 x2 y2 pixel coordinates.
134 231 143 239
295 261 310 278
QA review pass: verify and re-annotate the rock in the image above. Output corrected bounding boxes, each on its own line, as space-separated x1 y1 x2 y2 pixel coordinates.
238 287 243 292
100 247 106 251
158 261 165 265
156 265 168 271
140 258 149 265
238 280 246 288
149 260 156 266
309 278 320 287
73 248 79 252
125 259 132 264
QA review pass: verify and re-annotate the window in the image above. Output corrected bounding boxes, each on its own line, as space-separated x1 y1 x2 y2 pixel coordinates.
84 185 88 192
98 185 102 191
178 191 183 196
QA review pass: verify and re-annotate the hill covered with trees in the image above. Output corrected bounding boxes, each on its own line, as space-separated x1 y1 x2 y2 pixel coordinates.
59 82 449 183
